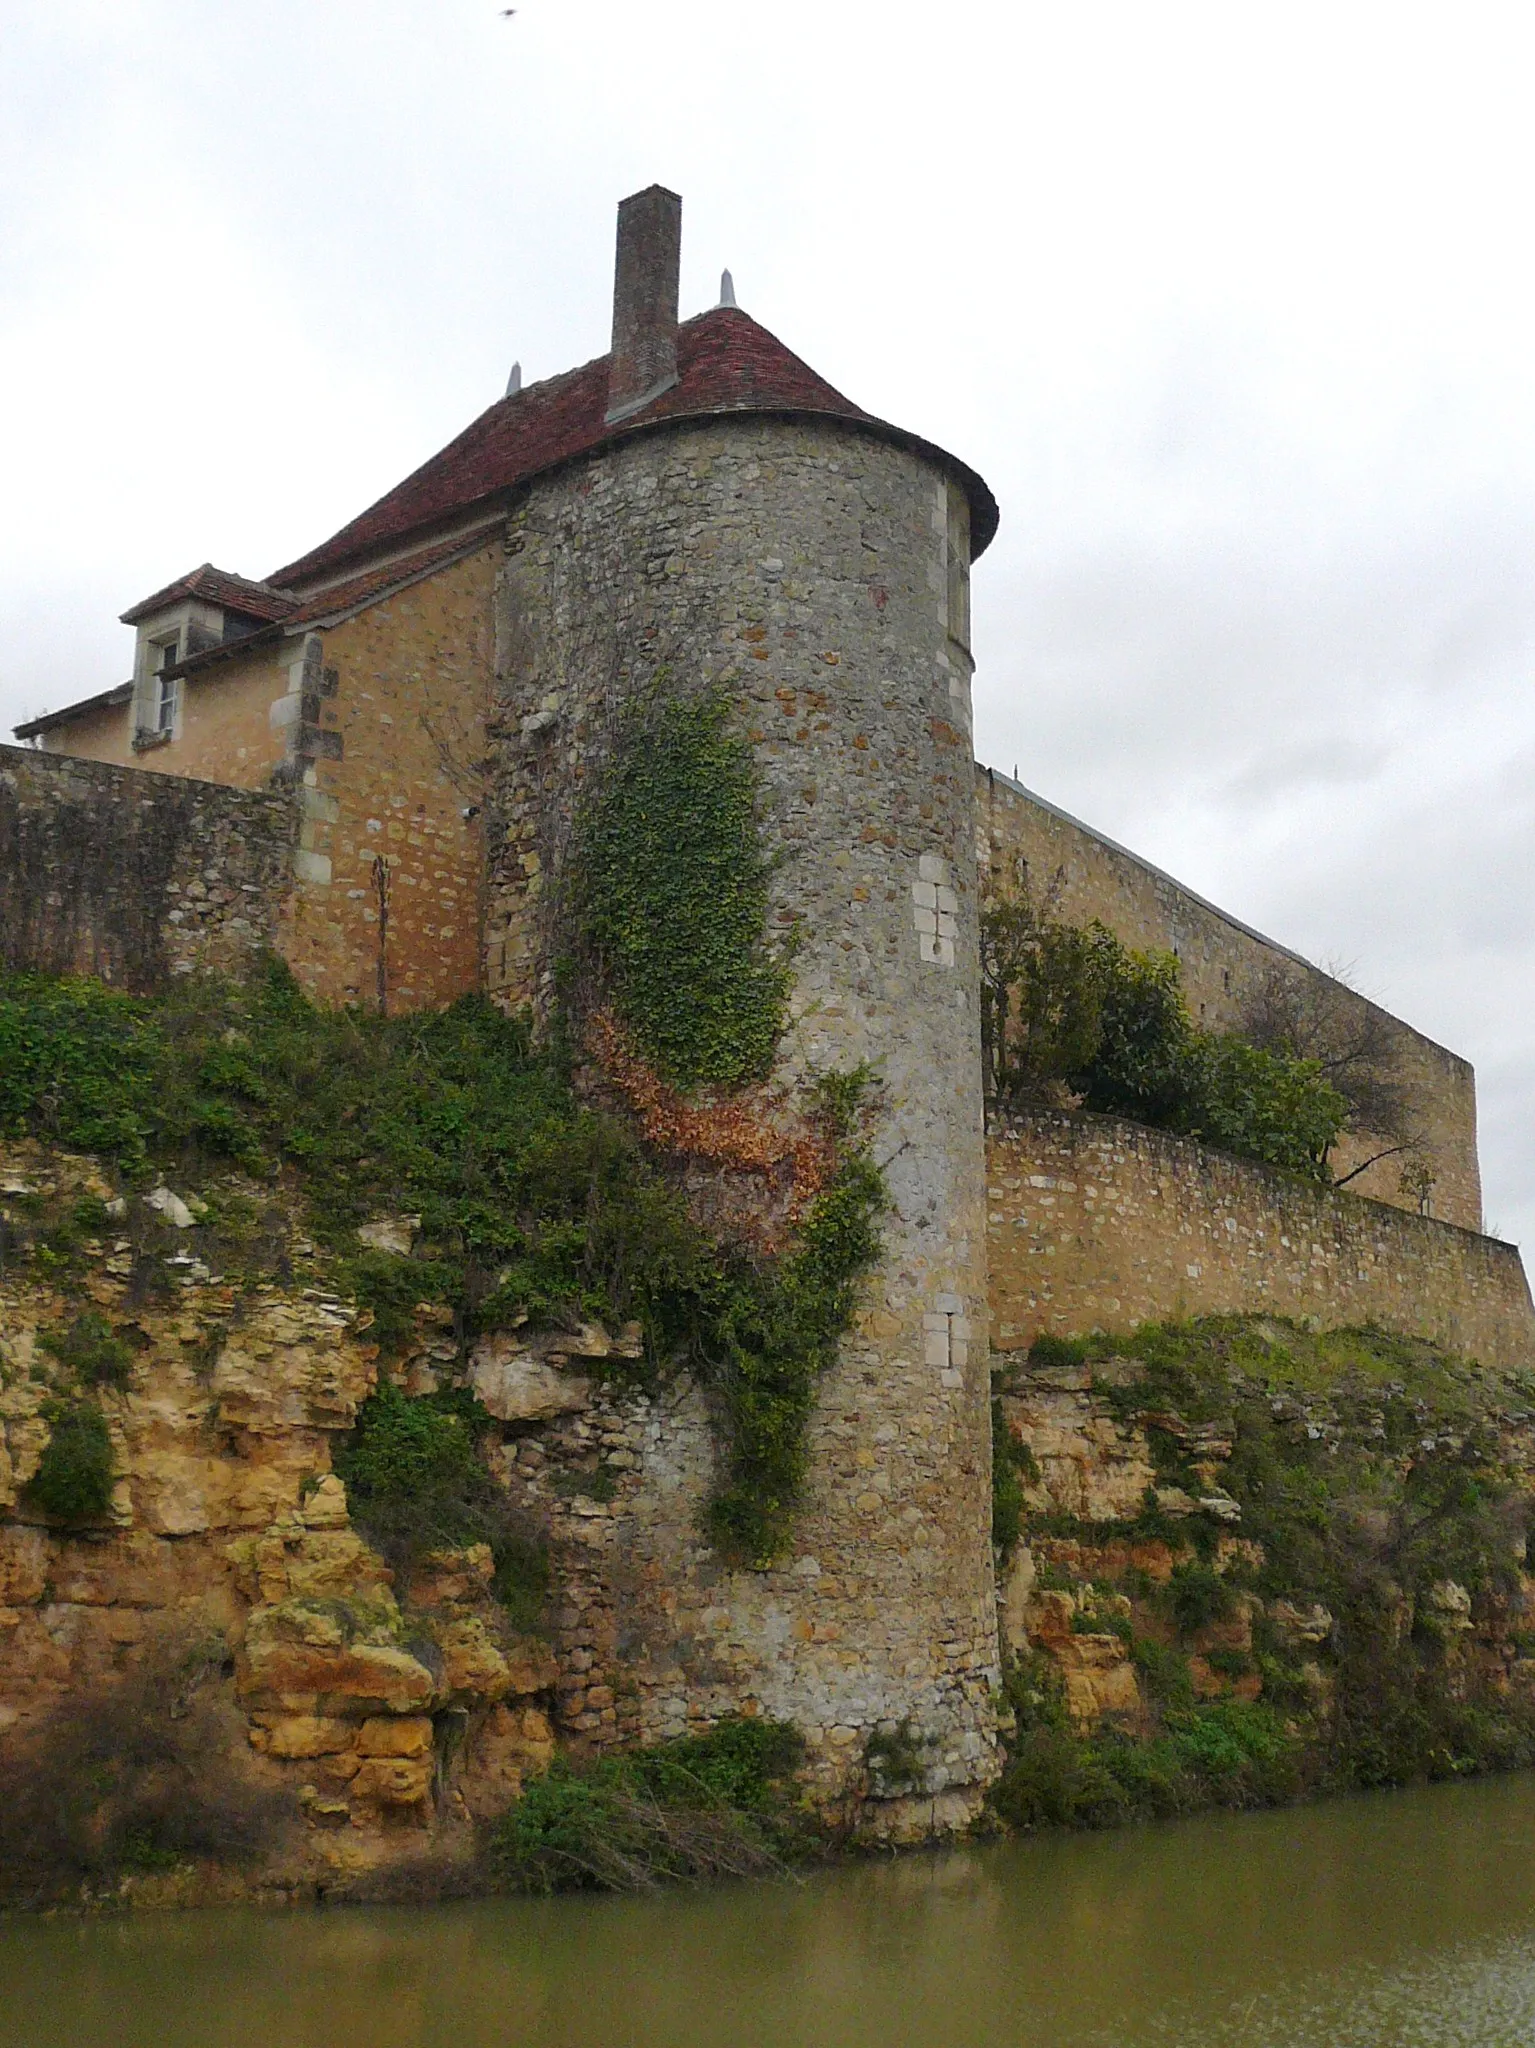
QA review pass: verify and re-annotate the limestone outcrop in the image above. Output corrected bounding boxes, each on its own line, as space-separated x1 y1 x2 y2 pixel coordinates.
0 1143 559 1887
995 1333 1535 1756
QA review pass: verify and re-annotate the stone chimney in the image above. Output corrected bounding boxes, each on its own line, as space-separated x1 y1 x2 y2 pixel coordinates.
605 185 682 425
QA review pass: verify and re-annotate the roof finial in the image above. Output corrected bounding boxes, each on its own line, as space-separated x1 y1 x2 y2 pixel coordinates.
719 268 737 308
505 361 522 398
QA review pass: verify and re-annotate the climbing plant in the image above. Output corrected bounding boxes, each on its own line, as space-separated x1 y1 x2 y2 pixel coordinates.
693 1146 886 1565
572 685 791 1090
567 683 888 1559
981 877 1348 1182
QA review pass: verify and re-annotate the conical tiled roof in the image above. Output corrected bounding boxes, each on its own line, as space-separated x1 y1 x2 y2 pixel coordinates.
271 306 997 590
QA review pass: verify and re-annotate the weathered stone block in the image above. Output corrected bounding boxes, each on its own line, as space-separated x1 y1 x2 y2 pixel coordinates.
356 1714 434 1758
468 1335 590 1422
258 1714 357 1759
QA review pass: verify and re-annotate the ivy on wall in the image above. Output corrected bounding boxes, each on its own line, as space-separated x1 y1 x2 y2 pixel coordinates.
572 686 791 1091
689 1117 885 1566
571 682 885 1561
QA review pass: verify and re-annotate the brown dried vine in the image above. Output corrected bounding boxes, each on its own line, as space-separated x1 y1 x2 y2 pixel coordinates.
587 1009 833 1238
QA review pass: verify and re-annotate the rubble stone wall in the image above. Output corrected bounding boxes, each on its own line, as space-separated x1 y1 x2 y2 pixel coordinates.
0 743 296 992
486 414 999 1827
988 1110 1535 1372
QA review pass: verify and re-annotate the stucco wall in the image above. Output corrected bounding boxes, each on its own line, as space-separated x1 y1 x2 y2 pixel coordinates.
975 768 1483 1232
33 697 131 767
36 641 293 788
987 1109 1534 1374
0 744 296 991
487 415 999 1822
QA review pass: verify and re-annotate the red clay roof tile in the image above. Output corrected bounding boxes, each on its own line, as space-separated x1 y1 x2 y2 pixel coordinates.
120 564 299 626
270 307 997 591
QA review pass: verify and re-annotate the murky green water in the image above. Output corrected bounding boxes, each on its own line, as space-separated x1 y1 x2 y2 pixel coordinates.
8 1773 1535 2046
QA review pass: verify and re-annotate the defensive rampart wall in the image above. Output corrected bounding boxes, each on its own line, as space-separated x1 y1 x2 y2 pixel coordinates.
987 1110 1535 1374
0 744 296 992
976 768 1483 1233
487 413 999 1827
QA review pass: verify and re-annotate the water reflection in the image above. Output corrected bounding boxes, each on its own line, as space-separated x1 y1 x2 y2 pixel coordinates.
8 1773 1535 2046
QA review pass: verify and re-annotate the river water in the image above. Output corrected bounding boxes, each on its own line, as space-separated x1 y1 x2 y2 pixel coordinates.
8 1773 1535 2047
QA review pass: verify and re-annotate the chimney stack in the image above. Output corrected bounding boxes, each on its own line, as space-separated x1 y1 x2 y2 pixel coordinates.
605 185 682 425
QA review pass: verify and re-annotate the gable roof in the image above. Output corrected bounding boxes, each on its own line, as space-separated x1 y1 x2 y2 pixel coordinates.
120 564 300 626
271 306 999 591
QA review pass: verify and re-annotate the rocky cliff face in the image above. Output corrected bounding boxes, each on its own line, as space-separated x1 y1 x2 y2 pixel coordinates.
992 1321 1535 1811
0 1143 558 1897
9 1125 1535 1899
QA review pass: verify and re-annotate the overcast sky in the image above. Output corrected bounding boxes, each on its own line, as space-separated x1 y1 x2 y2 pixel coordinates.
5 1 1534 1248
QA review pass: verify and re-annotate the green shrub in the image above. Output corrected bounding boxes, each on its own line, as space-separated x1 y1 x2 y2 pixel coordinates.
990 1728 1134 1830
24 1397 114 1522
1166 1701 1298 1800
0 1628 286 1904
1002 1648 1071 1736
1027 1332 1089 1372
1167 1561 1235 1637
488 1717 805 1893
991 1701 1301 1834
981 894 1105 1101
334 1381 549 1627
1073 1604 1133 1642
1130 1636 1194 1708
981 880 1348 1180
1073 933 1193 1126
627 1715 804 1813
1189 1035 1348 1180
39 1311 135 1392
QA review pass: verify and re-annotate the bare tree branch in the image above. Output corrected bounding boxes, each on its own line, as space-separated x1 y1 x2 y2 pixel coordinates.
1332 1143 1417 1189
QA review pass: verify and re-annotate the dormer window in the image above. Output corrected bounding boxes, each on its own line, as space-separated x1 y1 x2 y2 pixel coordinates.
116 565 297 755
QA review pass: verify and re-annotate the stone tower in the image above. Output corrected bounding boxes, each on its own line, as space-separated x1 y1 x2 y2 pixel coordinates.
488 187 1001 1828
